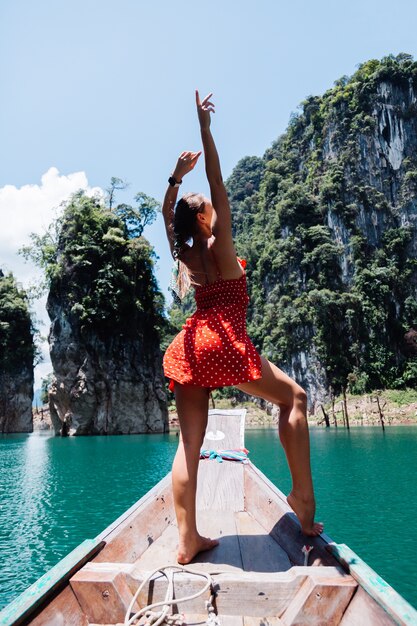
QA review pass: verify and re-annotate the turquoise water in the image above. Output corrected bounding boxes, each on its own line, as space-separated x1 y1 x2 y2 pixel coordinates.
0 426 416 611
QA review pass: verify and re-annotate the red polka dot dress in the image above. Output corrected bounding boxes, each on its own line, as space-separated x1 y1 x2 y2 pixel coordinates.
163 256 263 392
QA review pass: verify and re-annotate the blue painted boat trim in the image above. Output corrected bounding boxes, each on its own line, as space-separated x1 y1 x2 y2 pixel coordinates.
0 538 105 626
327 543 417 625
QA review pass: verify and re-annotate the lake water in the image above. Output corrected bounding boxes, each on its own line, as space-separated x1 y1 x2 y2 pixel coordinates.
0 426 416 611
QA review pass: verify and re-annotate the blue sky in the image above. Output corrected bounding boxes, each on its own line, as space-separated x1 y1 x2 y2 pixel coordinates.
1 0 416 386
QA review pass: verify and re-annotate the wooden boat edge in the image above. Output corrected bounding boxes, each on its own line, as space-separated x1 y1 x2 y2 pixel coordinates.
0 539 105 626
1 408 416 625
327 542 417 626
0 471 173 626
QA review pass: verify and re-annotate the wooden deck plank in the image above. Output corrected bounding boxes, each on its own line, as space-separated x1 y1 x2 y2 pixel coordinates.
340 587 397 625
243 617 283 625
202 410 246 452
243 463 337 567
124 569 308 617
183 616 219 626
195 508 243 570
234 511 292 573
129 523 184 570
219 616 244 626
280 573 357 625
196 461 245 512
196 409 247 513
131 510 243 573
80 566 349 619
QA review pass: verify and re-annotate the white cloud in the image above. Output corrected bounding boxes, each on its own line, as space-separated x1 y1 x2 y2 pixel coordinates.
0 167 104 390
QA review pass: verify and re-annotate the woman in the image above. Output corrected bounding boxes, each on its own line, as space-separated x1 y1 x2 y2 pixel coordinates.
162 91 323 565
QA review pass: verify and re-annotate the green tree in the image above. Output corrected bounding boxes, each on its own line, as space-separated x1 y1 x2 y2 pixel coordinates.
0 270 36 375
115 192 161 238
21 187 166 342
40 372 53 404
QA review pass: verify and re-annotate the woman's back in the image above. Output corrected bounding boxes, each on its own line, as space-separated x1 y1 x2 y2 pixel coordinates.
180 238 244 288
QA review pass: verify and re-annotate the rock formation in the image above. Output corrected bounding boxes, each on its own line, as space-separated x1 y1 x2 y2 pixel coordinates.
46 192 168 435
47 311 168 435
0 270 34 432
226 54 417 409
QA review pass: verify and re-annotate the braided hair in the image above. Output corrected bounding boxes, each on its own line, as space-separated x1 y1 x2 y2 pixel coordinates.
169 192 206 303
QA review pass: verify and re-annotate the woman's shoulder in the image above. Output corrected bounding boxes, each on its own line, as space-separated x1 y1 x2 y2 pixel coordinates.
209 235 236 257
209 239 245 279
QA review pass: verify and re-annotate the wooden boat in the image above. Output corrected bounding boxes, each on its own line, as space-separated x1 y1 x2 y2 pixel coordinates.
1 409 416 626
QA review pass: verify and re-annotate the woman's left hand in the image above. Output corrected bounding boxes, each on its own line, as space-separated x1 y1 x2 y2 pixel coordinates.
173 151 201 181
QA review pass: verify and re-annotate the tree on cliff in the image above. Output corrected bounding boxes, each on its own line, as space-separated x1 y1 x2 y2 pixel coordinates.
21 188 165 339
231 53 417 397
20 187 168 435
0 270 35 432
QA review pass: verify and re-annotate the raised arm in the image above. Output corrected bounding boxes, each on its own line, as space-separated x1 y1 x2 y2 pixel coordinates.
162 151 201 258
196 91 232 243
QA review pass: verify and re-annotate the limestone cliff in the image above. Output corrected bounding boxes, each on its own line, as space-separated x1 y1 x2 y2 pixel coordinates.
0 270 34 432
46 191 168 435
47 307 167 435
227 54 417 409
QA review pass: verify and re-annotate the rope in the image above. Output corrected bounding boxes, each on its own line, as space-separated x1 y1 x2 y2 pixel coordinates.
124 564 229 626
199 448 249 463
302 544 314 566
125 450 250 624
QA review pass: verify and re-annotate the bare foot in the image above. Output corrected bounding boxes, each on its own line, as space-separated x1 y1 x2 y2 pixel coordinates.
177 534 220 565
287 491 324 536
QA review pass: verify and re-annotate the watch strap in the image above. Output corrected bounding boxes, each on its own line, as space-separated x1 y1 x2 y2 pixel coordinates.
168 175 182 188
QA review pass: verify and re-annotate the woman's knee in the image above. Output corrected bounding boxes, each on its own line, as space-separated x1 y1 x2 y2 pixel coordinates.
279 384 307 414
179 428 206 449
277 382 307 411
293 384 307 406
237 357 308 416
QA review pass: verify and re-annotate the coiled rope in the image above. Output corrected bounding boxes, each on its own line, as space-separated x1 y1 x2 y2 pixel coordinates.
125 450 249 625
124 565 229 626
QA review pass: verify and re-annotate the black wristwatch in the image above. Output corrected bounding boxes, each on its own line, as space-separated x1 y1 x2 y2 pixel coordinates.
168 175 182 188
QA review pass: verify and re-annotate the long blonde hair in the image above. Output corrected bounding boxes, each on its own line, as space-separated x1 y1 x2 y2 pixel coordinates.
169 192 205 302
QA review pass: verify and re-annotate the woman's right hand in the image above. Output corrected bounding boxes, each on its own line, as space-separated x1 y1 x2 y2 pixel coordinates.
196 90 215 130
173 150 201 182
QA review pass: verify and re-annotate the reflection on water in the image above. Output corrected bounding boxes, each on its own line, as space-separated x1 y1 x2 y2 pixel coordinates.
0 426 416 611
1 433 52 602
17 433 52 574
0 431 178 608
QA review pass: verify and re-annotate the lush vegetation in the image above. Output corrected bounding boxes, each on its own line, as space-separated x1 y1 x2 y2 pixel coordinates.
169 53 417 398
0 271 35 376
40 372 53 405
384 387 417 406
21 182 166 344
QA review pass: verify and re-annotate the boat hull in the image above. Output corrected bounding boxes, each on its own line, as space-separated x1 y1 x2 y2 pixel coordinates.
1 409 415 625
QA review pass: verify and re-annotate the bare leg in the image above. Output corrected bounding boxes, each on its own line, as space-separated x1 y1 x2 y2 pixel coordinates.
172 383 220 564
236 356 323 536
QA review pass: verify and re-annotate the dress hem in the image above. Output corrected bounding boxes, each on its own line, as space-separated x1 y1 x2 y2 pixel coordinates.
167 371 263 393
